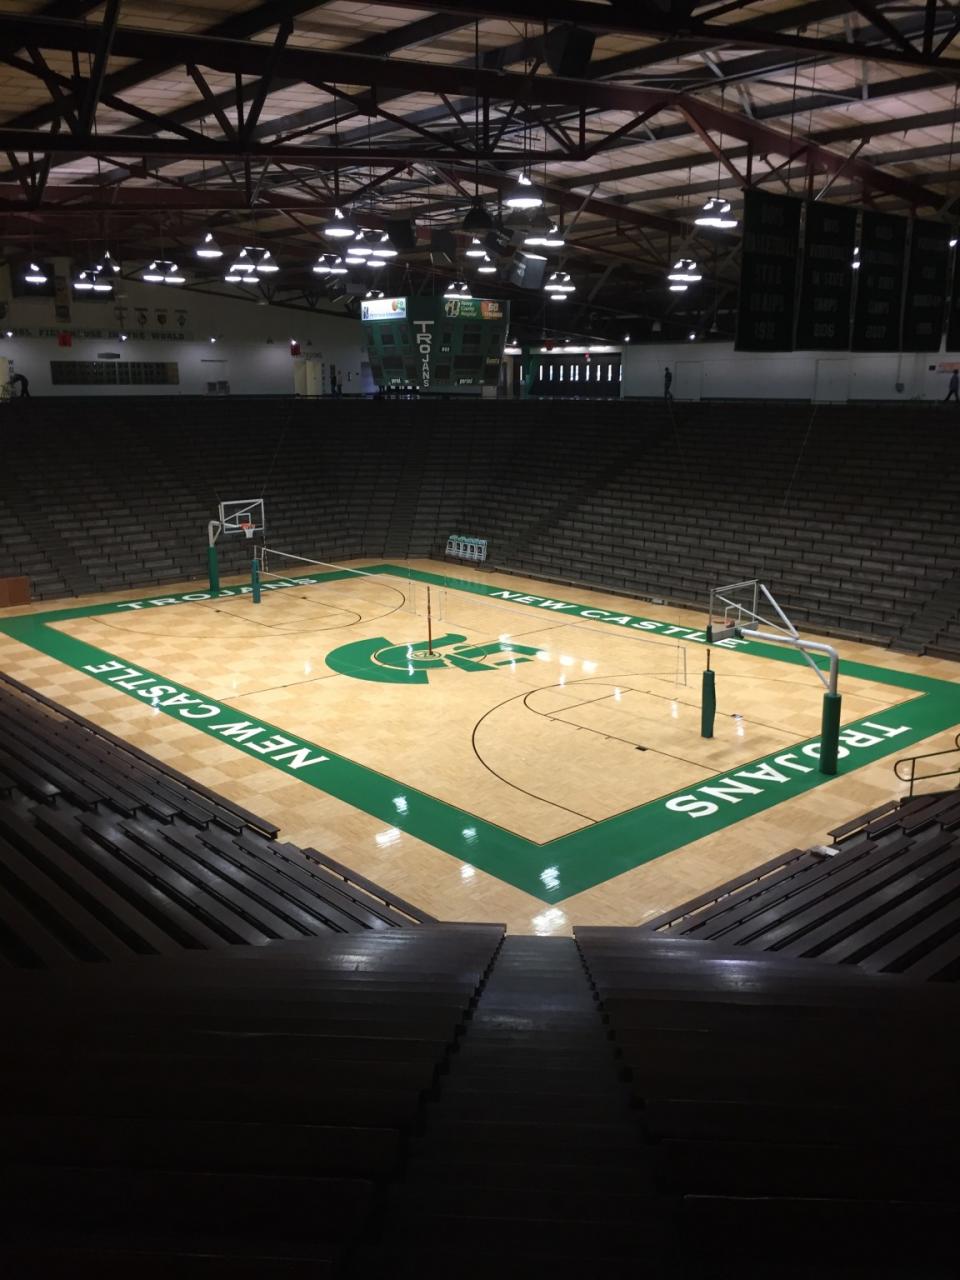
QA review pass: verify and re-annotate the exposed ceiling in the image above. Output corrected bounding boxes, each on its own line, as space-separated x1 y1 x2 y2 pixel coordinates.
3 0 960 340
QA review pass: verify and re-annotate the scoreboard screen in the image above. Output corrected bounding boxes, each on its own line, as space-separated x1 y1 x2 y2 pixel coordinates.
362 296 509 390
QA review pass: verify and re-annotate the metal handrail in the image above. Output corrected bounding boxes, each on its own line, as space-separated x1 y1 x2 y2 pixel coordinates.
894 733 960 797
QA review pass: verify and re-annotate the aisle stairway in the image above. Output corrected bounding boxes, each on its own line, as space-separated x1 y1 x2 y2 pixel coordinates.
377 935 666 1276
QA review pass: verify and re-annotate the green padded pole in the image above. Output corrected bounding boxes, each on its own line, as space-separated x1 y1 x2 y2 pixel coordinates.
701 667 716 739
207 544 220 596
251 556 261 605
819 691 842 776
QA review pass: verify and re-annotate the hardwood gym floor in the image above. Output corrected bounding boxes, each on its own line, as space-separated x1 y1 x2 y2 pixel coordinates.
2 558 958 935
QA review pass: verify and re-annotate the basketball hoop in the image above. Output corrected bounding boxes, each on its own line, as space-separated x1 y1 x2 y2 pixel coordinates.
240 521 255 540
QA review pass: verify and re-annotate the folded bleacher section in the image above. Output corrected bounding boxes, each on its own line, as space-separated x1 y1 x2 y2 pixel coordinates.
640 792 960 982
0 673 433 969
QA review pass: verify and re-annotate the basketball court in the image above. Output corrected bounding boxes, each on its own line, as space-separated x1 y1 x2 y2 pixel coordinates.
3 526 959 935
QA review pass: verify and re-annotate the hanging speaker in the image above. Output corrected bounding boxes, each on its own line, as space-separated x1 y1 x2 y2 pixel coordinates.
542 24 595 78
385 218 417 252
430 228 457 266
508 255 547 290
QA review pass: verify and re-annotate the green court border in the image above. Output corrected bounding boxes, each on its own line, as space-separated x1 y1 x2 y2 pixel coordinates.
2 563 959 903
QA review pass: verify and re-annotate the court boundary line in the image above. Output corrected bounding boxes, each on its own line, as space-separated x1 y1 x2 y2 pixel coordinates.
2 564 959 903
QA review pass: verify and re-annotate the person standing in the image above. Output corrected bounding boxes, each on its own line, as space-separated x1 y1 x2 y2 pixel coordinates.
946 369 959 402
9 371 29 398
664 366 673 401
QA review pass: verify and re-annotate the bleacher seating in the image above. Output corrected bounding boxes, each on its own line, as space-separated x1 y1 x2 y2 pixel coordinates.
2 398 958 653
639 792 960 981
0 682 956 1274
0 673 433 969
0 923 503 1276
576 928 960 1279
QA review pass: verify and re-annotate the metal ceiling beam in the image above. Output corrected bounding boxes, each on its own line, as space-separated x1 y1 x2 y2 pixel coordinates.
4 0 331 133
0 13 942 208
0 130 554 166
311 0 960 74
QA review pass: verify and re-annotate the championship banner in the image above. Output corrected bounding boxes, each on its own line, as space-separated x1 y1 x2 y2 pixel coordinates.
735 191 802 352
902 220 950 352
795 202 856 350
851 211 906 351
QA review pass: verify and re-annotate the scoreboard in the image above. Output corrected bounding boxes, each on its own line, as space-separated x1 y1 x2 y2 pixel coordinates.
361 295 510 390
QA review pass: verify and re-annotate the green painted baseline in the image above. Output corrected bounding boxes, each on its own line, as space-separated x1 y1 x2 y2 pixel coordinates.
1 565 958 903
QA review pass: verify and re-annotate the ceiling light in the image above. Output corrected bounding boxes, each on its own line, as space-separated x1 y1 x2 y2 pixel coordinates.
344 254 365 265
951 237 959 248
349 234 372 258
366 257 386 269
462 198 494 233
142 259 185 285
505 173 542 210
99 249 121 274
466 238 486 258
365 288 384 299
195 231 223 259
669 283 688 292
119 333 128 342
23 261 48 285
254 248 279 274
477 257 496 274
443 280 472 299
667 258 702 283
539 225 565 248
371 233 398 258
544 271 575 294
323 207 357 239
523 208 553 245
688 331 696 340
694 196 738 229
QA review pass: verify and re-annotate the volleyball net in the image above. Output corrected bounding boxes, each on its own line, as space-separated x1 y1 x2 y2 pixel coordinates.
253 548 418 615
247 551 687 685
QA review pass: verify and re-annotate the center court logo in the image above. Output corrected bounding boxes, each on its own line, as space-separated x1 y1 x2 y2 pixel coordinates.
325 633 543 684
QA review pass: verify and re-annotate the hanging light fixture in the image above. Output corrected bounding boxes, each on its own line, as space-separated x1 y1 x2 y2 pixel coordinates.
349 233 373 258
73 264 112 293
851 246 861 270
545 271 576 295
225 248 258 284
523 208 553 246
443 280 472 299
195 231 224 259
667 258 702 285
323 207 358 239
312 254 347 276
99 249 121 275
142 258 185 285
462 198 494 233
365 288 385 299
254 247 279 273
371 233 398 259
465 238 487 258
23 261 48 286
505 173 543 210
694 196 738 230
539 224 565 249
477 255 496 274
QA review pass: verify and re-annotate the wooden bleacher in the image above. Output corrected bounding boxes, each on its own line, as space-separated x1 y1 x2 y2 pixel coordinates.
0 673 433 970
638 793 960 981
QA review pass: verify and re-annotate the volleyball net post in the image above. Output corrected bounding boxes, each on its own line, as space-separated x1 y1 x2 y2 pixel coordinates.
700 648 716 739
707 578 842 776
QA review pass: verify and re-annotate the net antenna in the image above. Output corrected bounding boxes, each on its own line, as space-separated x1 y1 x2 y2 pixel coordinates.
706 578 843 776
206 499 266 594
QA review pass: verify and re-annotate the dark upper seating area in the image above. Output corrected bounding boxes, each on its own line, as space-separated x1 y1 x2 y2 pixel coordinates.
3 397 958 654
0 673 431 970
641 792 960 982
